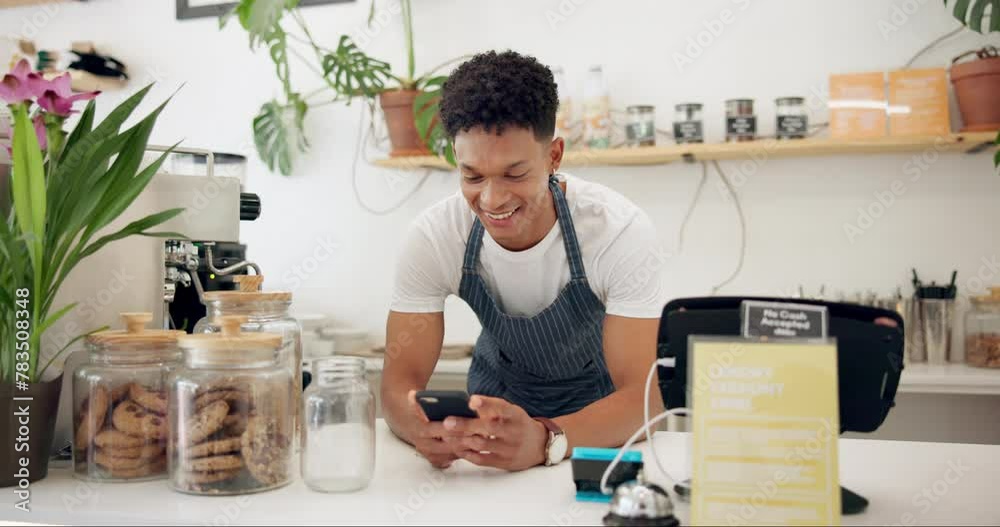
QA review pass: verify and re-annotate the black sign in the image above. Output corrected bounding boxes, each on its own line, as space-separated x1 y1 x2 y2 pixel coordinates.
726 116 757 140
673 121 704 144
741 300 828 339
776 115 808 139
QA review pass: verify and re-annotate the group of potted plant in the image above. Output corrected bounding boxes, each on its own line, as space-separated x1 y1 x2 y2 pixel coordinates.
0 62 181 486
223 0 461 176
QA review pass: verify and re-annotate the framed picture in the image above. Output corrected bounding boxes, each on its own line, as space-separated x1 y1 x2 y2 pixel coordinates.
177 0 353 20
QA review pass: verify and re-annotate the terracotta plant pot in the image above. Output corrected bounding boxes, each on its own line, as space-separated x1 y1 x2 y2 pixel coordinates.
0 374 62 488
380 89 433 157
951 53 1000 132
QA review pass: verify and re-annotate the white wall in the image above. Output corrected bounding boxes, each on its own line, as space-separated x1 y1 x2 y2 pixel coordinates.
3 0 999 347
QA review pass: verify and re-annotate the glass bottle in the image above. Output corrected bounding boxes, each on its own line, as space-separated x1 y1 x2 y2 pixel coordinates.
72 313 183 482
301 357 375 493
582 65 611 149
552 66 576 147
169 316 292 495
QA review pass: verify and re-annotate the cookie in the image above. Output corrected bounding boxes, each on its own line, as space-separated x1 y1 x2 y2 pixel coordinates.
105 458 167 479
186 455 243 472
195 390 250 412
110 383 134 404
241 415 291 486
223 414 248 436
178 469 240 485
112 402 168 440
108 443 165 460
129 384 168 415
183 400 229 445
195 379 251 396
94 429 146 449
74 386 110 449
95 449 161 471
186 437 242 458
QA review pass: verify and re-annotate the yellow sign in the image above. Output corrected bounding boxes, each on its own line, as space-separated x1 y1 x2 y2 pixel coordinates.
690 338 841 526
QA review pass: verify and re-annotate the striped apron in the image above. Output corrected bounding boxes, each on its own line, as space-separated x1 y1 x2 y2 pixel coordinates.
460 175 615 418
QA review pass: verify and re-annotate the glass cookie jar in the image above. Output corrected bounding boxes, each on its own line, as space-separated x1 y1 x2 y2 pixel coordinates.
965 287 1000 368
72 313 183 482
169 316 293 495
193 277 302 441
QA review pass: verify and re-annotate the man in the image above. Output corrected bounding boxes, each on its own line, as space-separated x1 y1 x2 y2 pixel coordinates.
383 50 669 472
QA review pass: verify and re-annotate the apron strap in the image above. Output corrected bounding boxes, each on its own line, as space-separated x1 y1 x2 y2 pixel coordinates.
462 219 486 273
548 175 587 281
461 174 588 282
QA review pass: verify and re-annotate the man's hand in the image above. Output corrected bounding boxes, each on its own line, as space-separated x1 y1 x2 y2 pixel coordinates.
406 390 459 469
440 395 549 472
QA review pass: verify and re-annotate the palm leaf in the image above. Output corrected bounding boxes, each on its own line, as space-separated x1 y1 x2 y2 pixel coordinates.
35 325 108 381
78 208 185 260
35 302 77 340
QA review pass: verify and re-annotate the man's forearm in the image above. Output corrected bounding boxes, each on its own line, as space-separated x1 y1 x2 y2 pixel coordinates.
552 385 660 452
381 378 424 446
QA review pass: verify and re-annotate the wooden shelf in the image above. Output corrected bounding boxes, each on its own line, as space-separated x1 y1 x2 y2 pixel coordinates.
372 132 998 170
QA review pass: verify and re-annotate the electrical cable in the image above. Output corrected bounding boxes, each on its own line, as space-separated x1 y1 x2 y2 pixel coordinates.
643 358 677 487
709 160 747 296
903 26 964 69
677 162 709 254
351 104 432 216
600 406 690 495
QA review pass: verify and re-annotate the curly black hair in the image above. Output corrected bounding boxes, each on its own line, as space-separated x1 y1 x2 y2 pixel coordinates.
439 50 558 140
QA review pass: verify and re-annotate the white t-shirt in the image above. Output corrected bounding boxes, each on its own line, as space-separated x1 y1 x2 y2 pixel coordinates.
391 174 669 319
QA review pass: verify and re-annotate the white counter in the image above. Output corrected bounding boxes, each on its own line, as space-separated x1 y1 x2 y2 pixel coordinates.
898 363 1000 395
361 357 1000 396
4 421 999 526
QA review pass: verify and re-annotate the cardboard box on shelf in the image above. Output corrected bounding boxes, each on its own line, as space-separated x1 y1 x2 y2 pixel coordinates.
889 68 950 137
830 71 888 139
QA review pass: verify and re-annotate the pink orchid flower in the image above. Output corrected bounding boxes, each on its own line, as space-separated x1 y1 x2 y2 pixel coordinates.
32 113 47 150
35 73 100 116
0 59 35 104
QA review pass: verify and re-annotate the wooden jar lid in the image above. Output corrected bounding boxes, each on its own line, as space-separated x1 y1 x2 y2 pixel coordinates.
202 274 292 304
178 316 282 364
86 313 184 347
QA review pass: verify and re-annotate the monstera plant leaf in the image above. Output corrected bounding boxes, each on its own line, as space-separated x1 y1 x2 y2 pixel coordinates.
222 0 300 46
945 0 1000 33
994 130 999 169
413 75 455 166
321 36 394 99
253 95 308 176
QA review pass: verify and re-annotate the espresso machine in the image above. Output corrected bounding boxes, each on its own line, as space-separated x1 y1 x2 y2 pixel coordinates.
49 146 263 452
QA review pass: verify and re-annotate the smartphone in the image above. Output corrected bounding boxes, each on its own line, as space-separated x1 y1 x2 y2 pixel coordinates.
415 390 478 421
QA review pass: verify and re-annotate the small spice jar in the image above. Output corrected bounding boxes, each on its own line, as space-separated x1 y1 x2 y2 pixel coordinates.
775 97 808 139
725 99 756 142
72 313 183 482
301 357 375 493
625 105 656 147
169 316 292 495
673 103 704 144
965 287 1000 368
